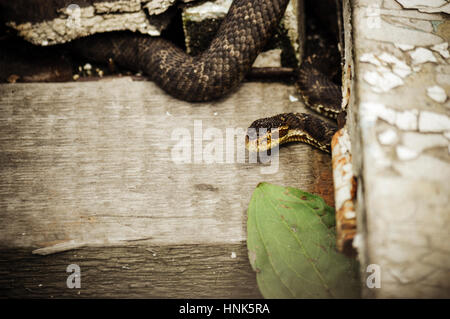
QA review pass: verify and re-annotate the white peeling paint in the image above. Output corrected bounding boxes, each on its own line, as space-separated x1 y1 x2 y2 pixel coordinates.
378 52 412 78
360 52 412 77
356 0 450 299
360 102 396 126
335 186 352 213
360 103 421 131
419 111 450 132
409 47 438 64
396 145 419 160
395 43 415 51
282 0 301 63
366 139 392 169
143 0 176 15
344 211 356 219
393 154 450 181
360 102 387 125
396 0 447 7
361 52 412 92
331 128 354 211
395 0 450 14
426 85 447 103
378 128 399 145
360 53 382 66
395 110 418 131
364 71 404 93
431 42 450 59
184 0 231 22
402 132 449 153
7 2 167 45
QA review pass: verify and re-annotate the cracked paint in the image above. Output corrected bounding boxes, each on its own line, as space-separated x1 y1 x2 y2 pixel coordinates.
352 0 449 298
331 128 357 256
431 42 450 58
426 85 448 103
6 0 174 45
418 111 450 132
396 145 419 160
409 47 438 64
395 0 450 14
378 128 399 145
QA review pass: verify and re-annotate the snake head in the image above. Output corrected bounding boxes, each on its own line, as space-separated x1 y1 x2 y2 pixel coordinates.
246 112 336 154
245 114 291 152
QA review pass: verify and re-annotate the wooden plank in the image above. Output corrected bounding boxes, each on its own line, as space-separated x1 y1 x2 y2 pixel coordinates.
0 243 261 298
0 78 333 253
0 79 333 297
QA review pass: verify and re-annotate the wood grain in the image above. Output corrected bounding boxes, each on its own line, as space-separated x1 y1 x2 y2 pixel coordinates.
0 79 334 297
0 243 262 298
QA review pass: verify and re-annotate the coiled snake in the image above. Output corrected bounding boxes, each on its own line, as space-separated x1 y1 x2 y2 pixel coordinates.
71 0 341 153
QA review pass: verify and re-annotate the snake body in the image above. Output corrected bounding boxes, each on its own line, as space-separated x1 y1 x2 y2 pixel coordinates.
71 0 341 152
72 0 289 102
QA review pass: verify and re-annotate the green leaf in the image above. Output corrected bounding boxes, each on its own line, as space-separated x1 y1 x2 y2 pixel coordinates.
247 182 361 298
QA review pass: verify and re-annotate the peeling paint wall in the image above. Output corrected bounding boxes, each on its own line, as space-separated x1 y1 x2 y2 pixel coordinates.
350 0 450 298
6 0 175 45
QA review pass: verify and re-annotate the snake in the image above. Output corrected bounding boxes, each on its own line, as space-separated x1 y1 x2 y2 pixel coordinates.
69 0 342 153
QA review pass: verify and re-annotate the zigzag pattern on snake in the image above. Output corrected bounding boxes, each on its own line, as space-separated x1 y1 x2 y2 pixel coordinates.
71 0 342 153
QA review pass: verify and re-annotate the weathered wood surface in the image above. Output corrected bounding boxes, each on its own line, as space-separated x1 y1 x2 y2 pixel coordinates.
0 244 262 298
0 79 334 297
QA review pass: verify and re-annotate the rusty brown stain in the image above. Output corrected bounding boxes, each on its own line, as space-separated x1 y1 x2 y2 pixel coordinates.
311 151 335 208
336 156 347 167
336 200 357 256
331 129 342 149
350 176 357 199
331 128 357 256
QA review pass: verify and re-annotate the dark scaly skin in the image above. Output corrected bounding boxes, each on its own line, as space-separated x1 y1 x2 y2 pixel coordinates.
71 0 290 102
295 25 343 120
246 3 343 154
296 60 342 120
70 0 342 153
246 112 337 153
